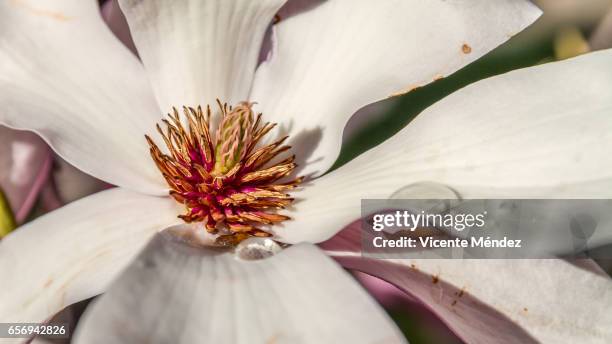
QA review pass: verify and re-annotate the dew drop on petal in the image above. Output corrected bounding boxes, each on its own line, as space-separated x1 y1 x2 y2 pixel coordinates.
390 181 460 200
390 181 461 213
234 237 282 261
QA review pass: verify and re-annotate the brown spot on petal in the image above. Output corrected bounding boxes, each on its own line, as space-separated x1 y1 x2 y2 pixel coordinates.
432 274 439 284
388 85 420 98
44 278 53 288
462 43 472 54
523 307 528 312
266 334 281 344
451 300 458 306
10 0 71 21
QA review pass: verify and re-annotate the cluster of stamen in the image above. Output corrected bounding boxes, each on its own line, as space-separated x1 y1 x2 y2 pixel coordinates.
146 101 302 246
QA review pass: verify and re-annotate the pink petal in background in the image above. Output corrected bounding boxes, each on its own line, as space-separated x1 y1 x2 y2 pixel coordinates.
101 0 137 54
354 272 462 343
0 126 53 224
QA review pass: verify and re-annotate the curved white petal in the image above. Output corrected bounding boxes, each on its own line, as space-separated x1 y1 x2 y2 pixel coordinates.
0 126 52 223
31 338 54 344
250 0 541 176
0 0 166 195
118 0 287 112
323 226 612 343
274 49 612 244
73 233 405 344
0 188 181 325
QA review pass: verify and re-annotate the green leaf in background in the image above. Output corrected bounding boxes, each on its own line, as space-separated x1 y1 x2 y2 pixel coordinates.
0 186 16 238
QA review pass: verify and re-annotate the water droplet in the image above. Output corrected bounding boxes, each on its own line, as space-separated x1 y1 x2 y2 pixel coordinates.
235 237 282 261
390 181 460 200
390 182 461 214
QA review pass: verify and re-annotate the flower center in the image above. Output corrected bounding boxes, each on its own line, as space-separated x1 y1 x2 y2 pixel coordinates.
146 101 302 246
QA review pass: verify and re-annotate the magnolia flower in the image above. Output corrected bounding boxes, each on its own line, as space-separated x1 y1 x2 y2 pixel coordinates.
1 0 612 343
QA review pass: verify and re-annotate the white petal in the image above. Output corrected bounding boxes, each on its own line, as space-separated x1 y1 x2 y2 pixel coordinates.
74 233 405 344
0 188 181 324
274 49 612 244
323 227 612 343
31 338 54 344
118 0 287 112
0 0 166 195
250 0 541 176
